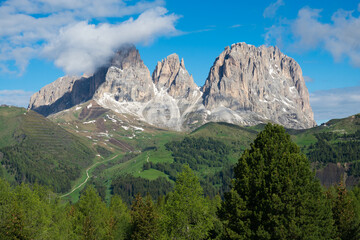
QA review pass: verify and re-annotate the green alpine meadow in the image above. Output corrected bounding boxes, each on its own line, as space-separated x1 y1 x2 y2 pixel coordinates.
1 115 360 239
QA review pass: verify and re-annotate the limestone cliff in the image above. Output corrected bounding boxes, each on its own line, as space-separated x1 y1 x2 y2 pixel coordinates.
29 42 316 130
95 52 202 130
202 43 316 129
28 70 107 116
94 45 155 103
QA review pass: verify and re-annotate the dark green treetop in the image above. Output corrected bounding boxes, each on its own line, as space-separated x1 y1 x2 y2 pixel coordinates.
219 123 335 239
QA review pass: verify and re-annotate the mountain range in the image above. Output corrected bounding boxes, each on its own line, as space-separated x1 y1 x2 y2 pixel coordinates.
28 42 316 130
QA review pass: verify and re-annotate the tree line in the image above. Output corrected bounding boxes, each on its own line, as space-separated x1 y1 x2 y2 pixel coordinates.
307 131 360 164
1 124 360 239
165 136 231 169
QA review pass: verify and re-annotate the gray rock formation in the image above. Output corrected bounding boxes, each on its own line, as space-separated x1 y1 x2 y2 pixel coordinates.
29 42 316 130
29 75 79 108
147 54 203 129
202 43 316 129
95 52 202 130
153 54 199 100
94 45 155 103
28 69 107 116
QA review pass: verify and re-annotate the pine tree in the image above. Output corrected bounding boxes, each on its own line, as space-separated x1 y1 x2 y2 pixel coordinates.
107 194 131 240
218 123 335 239
327 182 360 239
72 186 109 240
130 194 160 240
0 179 14 239
0 179 69 240
207 194 224 240
163 165 213 240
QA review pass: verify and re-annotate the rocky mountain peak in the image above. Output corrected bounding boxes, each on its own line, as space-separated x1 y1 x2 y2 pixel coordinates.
28 75 79 110
152 53 199 100
94 45 155 103
202 42 316 129
180 58 185 68
29 42 316 130
110 44 144 70
28 68 108 117
153 53 180 89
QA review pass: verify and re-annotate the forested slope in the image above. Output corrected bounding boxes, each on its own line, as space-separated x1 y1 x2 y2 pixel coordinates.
0 106 95 192
1 124 360 239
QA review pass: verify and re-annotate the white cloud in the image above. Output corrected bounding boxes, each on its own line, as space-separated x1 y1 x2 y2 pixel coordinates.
265 5 360 67
229 24 242 28
1 0 165 18
263 0 284 19
310 86 360 122
0 89 34 107
42 7 179 74
303 76 314 82
0 0 178 75
264 23 287 49
291 8 330 50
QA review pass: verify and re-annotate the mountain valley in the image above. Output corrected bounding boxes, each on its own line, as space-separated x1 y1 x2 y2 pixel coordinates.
1 103 359 203
1 42 359 204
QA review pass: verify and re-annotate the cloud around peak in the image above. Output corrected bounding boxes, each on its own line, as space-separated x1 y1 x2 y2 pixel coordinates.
0 0 179 75
42 7 179 74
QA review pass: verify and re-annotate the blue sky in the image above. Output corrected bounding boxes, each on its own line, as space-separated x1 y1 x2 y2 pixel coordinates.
0 0 360 123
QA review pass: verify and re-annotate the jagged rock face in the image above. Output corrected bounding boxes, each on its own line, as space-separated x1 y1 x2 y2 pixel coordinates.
29 42 316 130
94 46 155 103
145 54 203 130
153 53 179 89
28 69 107 116
29 76 79 108
153 54 199 100
202 43 316 129
96 52 202 131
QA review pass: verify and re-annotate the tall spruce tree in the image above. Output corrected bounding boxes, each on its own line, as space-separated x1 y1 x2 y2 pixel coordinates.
108 194 131 240
163 165 213 240
218 123 335 239
72 186 110 240
130 194 160 240
327 182 360 239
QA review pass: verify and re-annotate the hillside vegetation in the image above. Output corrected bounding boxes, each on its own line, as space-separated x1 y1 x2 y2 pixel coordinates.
2 104 360 203
0 106 95 192
82 113 360 203
1 124 360 239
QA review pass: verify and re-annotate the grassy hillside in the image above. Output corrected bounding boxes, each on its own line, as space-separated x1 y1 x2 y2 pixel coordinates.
0 106 25 148
55 111 360 202
44 101 184 202
101 122 261 202
105 115 360 202
290 114 360 186
0 106 96 193
3 101 360 203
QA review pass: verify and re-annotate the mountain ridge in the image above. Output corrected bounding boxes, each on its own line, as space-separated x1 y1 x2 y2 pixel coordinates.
28 42 316 130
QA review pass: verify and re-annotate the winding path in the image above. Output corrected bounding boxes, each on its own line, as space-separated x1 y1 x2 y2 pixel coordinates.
60 154 119 198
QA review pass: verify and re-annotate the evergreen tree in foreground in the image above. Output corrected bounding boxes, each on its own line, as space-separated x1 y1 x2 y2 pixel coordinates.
218 123 335 239
108 194 131 240
130 194 160 240
326 182 360 240
71 186 110 239
163 165 214 239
